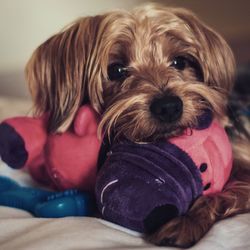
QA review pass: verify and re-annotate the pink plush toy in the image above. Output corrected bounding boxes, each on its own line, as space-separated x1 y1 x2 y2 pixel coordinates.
0 105 233 230
0 105 101 191
95 118 233 233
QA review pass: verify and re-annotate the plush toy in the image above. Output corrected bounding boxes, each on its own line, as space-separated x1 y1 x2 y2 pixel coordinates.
0 107 233 231
95 114 233 233
0 105 101 191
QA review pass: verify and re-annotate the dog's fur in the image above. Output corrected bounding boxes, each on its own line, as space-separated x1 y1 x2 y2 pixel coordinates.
25 4 250 248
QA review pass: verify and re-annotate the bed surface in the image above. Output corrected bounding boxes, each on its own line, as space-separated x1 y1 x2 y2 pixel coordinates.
0 96 249 250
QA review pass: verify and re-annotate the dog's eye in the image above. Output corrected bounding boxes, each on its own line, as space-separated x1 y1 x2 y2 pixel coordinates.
108 63 128 81
170 56 188 70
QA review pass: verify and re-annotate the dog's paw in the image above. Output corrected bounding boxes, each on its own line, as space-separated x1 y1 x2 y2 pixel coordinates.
147 215 209 248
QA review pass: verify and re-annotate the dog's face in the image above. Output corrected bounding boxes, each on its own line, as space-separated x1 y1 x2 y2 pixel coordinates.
26 4 235 142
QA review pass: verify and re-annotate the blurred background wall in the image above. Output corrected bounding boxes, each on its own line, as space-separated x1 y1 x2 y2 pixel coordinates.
0 0 249 98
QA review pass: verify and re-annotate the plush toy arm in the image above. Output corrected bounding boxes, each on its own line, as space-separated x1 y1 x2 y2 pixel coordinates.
0 116 47 169
73 105 99 137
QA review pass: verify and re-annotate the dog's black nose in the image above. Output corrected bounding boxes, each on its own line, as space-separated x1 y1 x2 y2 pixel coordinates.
150 95 183 123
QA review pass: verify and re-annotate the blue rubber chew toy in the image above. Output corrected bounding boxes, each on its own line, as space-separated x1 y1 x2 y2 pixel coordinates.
0 176 95 217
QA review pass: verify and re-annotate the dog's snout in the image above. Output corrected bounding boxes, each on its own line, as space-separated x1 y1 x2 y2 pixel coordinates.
150 95 183 123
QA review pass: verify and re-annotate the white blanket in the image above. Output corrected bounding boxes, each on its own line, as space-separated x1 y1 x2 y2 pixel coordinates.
0 96 250 250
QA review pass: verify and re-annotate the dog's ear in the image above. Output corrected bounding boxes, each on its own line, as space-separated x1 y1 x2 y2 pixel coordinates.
26 16 104 133
172 8 236 93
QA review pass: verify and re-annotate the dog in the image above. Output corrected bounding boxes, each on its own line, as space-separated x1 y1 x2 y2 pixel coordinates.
25 4 250 248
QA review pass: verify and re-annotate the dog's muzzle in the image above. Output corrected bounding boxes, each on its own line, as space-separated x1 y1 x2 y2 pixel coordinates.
150 95 183 123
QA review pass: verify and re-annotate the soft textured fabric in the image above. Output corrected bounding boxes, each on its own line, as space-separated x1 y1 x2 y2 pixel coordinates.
0 105 101 191
169 120 233 195
96 141 203 233
96 119 233 233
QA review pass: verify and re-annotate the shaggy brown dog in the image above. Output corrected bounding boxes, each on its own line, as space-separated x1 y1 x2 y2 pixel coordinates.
26 4 250 248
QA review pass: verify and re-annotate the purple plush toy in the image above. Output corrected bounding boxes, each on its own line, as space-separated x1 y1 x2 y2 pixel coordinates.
95 114 233 233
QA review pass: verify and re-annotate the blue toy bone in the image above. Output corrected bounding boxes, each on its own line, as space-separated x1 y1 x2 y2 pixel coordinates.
0 176 95 217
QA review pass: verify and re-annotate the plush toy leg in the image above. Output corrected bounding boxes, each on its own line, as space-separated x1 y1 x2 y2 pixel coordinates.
0 176 95 217
0 117 47 169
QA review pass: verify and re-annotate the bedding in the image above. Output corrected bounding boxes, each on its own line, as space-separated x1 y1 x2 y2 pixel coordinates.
0 96 250 250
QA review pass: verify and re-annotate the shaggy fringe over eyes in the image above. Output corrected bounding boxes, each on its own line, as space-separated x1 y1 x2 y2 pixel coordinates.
168 7 236 91
132 5 235 90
